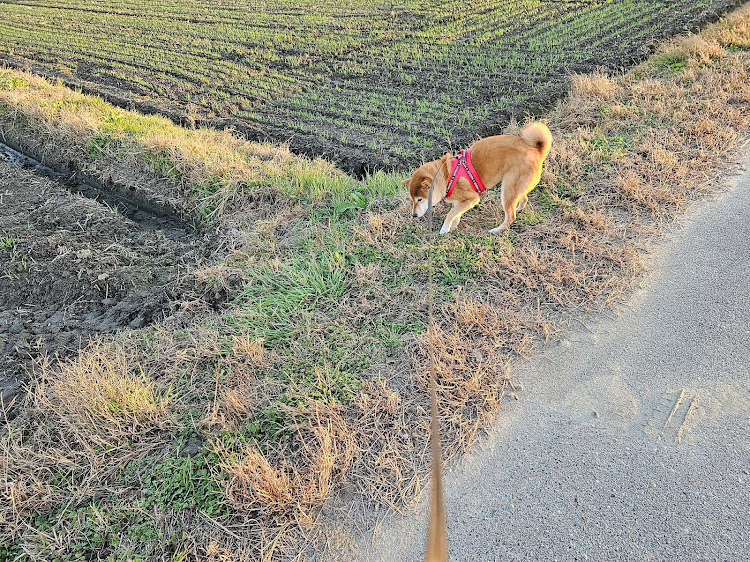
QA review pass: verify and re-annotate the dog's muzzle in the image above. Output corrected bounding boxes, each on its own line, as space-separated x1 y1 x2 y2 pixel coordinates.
412 200 428 219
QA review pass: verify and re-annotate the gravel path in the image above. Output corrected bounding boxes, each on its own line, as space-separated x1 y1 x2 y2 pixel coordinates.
364 165 750 561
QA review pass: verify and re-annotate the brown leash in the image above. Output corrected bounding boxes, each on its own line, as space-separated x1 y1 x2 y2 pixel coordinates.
424 174 448 562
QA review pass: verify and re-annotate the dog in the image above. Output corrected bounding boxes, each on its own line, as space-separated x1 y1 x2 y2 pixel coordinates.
402 122 552 234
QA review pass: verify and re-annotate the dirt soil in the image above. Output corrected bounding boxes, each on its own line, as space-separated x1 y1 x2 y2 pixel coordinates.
0 157 208 422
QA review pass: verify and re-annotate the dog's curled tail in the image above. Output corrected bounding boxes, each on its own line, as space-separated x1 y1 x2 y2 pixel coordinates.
521 122 552 160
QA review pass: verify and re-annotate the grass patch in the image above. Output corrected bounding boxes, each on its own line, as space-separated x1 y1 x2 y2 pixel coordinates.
652 51 690 73
0 73 367 222
516 180 585 229
140 452 229 517
0 71 28 90
228 251 351 344
44 344 173 443
432 234 514 286
29 503 120 560
586 132 634 158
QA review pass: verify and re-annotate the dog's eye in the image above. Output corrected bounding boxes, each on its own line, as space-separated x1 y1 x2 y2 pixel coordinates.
417 198 423 202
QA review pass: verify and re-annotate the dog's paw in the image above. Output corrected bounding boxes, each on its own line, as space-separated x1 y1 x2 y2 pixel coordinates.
489 226 506 235
439 225 450 234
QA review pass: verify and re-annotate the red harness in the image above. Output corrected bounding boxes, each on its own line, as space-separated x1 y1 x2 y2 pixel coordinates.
444 149 486 199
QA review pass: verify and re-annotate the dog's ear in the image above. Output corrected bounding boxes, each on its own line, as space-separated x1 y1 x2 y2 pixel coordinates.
401 178 410 186
440 152 452 163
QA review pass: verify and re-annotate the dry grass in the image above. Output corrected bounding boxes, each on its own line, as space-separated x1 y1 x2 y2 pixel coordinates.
0 347 172 536
217 404 356 521
45 344 172 441
3 4 750 560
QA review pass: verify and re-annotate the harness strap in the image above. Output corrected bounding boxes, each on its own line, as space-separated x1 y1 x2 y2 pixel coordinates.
444 149 486 199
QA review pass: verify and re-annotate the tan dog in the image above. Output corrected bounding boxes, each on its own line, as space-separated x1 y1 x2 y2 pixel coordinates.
402 122 552 234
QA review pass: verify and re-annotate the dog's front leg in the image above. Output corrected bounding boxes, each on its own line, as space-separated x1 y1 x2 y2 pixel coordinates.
439 198 479 234
439 218 453 235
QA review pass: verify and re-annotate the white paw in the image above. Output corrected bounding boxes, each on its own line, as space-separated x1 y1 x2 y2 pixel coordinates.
439 224 450 234
489 226 506 234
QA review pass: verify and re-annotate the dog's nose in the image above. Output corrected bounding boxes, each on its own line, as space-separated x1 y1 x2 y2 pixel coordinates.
412 213 418 218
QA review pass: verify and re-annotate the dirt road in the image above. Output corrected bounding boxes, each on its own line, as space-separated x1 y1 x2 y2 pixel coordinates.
364 164 750 560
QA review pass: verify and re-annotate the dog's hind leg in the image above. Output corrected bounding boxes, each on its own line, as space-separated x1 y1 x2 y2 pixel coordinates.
489 174 534 234
440 196 479 234
516 193 528 213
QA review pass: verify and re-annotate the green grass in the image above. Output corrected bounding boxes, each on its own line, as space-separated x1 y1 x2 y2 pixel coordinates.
0 542 23 562
229 251 351 344
0 72 27 90
652 52 690 73
140 452 228 517
587 133 634 158
26 499 188 561
30 504 116 561
433 234 514 285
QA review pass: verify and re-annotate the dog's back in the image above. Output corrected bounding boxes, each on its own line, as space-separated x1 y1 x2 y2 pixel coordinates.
468 122 551 191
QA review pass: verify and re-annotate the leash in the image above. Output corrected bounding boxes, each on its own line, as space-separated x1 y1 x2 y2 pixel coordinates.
424 172 448 562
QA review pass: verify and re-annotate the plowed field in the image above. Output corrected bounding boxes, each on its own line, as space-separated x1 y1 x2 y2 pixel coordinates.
0 0 740 172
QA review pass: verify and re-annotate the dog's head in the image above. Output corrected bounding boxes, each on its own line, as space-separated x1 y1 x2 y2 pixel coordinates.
401 153 451 218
